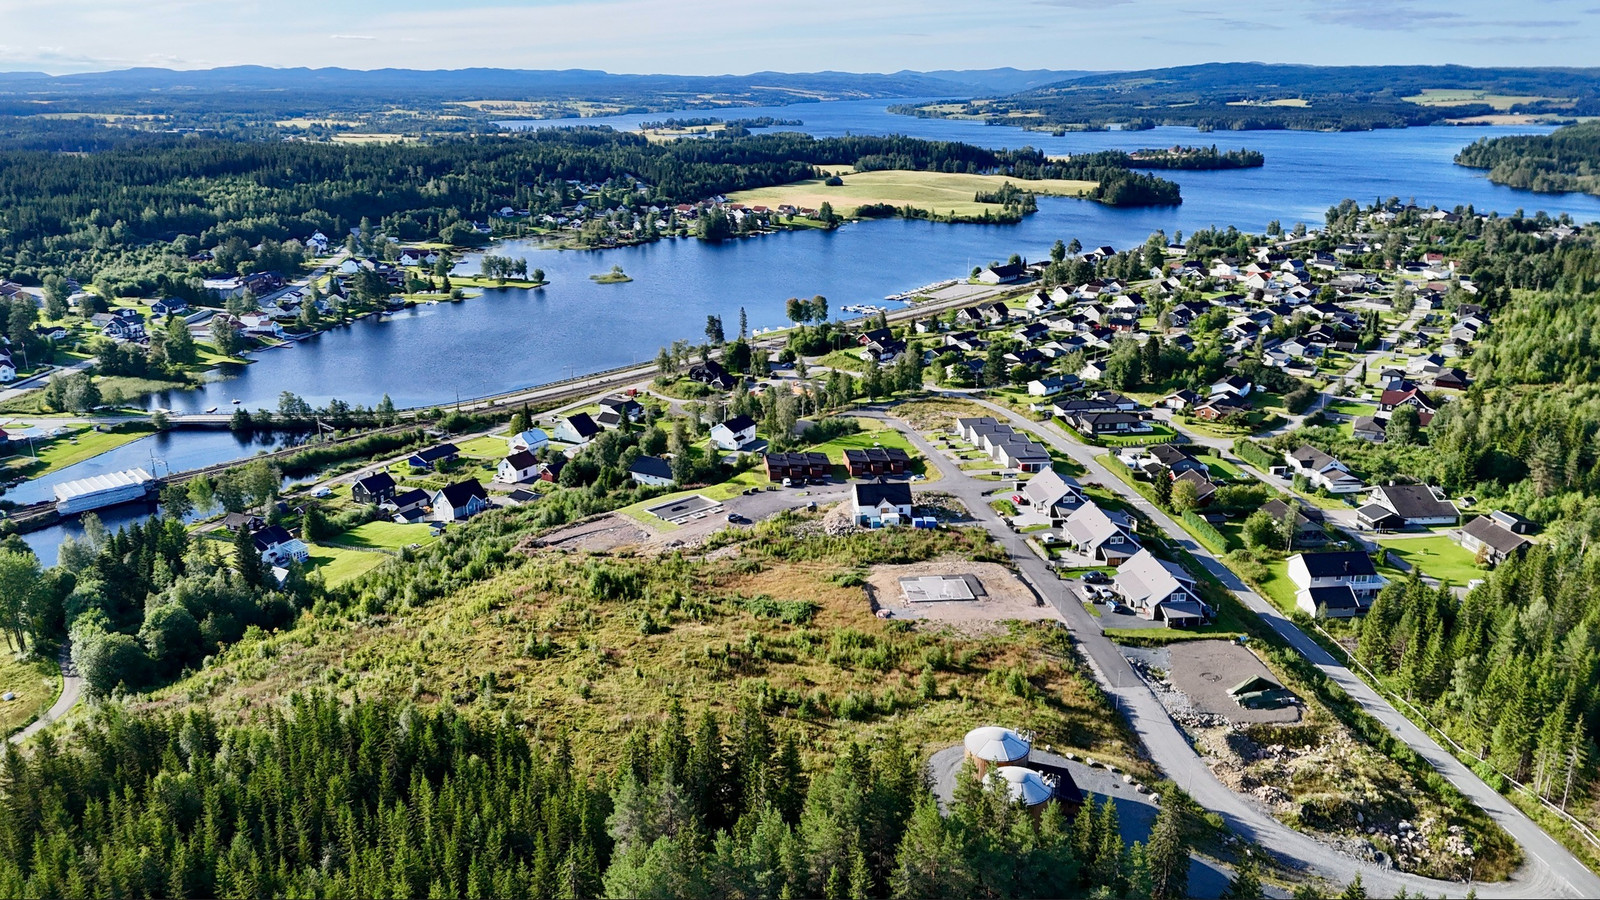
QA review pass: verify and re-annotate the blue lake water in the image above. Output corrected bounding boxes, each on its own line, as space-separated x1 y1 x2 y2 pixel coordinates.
21 99 1600 555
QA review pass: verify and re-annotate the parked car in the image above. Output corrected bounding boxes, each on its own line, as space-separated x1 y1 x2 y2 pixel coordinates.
1080 570 1111 585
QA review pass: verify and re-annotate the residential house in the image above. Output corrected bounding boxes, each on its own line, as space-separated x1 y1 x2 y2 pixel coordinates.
388 488 430 522
1068 412 1151 437
628 456 676 487
598 394 645 424
1457 516 1531 566
1193 394 1251 422
688 360 737 391
90 312 146 342
853 482 914 527
351 471 397 504
1284 446 1364 494
0 358 13 382
1159 389 1202 411
1173 469 1217 505
509 429 550 453
150 298 188 317
1259 498 1325 547
710 414 759 451
1489 509 1537 534
1210 375 1252 398
764 451 831 482
1358 483 1460 530
1062 503 1141 564
1022 468 1085 520
1351 415 1386 443
537 457 567 484
1432 368 1470 390
1287 551 1387 618
431 480 492 522
1027 374 1077 397
553 413 602 446
843 447 911 478
408 443 460 470
1114 549 1210 627
977 263 1026 285
990 435 1052 472
496 451 542 484
1146 444 1208 478
252 525 310 567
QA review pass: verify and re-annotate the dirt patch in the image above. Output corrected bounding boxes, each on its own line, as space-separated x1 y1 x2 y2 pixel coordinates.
1167 640 1301 725
522 515 650 553
867 557 1060 635
890 398 990 432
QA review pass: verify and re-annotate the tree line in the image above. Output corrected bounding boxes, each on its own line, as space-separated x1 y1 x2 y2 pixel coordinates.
0 692 1217 900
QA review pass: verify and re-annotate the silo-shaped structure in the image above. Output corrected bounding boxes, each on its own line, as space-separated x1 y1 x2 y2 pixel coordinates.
963 726 1031 777
987 765 1054 815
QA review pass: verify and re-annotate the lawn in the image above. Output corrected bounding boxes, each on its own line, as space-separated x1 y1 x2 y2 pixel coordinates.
1 425 154 479
0 653 59 737
1375 535 1485 586
326 521 439 552
1326 399 1379 419
818 350 869 373
726 169 1096 219
308 544 392 587
1194 453 1244 481
454 435 512 459
805 420 938 482
1098 424 1177 447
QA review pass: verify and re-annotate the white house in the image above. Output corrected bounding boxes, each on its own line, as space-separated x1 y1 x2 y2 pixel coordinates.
1287 551 1388 618
432 480 492 522
1210 375 1252 397
496 451 542 484
251 525 310 567
710 414 758 451
853 482 914 526
1284 446 1364 494
628 456 676 487
1022 468 1084 520
509 429 550 453
203 277 247 299
553 413 601 446
0 359 14 383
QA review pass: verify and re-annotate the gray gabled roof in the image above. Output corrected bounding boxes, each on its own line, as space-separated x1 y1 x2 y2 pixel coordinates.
1023 468 1081 508
1461 516 1531 555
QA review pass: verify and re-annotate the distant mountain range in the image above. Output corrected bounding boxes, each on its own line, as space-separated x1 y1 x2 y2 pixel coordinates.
0 65 1098 100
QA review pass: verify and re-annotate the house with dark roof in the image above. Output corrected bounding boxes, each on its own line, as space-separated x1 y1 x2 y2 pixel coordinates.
351 471 397 504
1287 551 1387 618
1358 484 1459 529
977 263 1026 285
1260 498 1324 547
389 488 431 522
496 450 542 484
431 480 491 522
853 482 914 526
710 414 759 451
553 413 602 445
628 456 675 487
408 443 460 470
1067 411 1151 437
1457 516 1531 567
843 446 911 478
764 451 831 482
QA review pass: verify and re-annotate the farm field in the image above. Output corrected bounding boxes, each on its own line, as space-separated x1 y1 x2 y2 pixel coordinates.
727 169 1095 218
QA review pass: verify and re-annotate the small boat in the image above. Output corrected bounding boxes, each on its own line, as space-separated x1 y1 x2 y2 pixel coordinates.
205 407 218 414
231 399 241 405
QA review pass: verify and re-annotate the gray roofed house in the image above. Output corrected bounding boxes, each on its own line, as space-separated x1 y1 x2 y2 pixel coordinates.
1021 468 1084 519
1361 483 1459 528
1062 503 1140 563
1113 549 1209 626
1457 516 1531 566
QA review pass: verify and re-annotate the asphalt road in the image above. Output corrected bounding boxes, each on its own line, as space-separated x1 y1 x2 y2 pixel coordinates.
916 395 1600 898
10 648 82 745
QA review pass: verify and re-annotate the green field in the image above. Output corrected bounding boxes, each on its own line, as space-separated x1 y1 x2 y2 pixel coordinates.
726 169 1095 219
453 435 512 458
1 426 153 479
1376 535 1485 585
0 653 58 737
1404 89 1565 110
325 521 438 552
308 544 392 587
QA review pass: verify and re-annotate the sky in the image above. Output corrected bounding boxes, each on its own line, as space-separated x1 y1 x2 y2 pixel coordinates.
1 0 1597 75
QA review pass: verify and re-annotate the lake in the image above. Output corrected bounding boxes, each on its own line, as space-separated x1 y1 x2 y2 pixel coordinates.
21 99 1600 557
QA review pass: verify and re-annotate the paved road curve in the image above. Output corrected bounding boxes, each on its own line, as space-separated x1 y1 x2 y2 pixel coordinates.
923 395 1600 898
10 649 82 745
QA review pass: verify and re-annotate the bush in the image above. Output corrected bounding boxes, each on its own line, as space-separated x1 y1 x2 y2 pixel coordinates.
1181 509 1229 552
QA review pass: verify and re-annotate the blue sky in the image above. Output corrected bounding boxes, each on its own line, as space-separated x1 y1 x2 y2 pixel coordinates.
2 0 1597 74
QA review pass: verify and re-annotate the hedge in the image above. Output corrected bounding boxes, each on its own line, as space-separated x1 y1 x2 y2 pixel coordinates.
1181 509 1230 553
1232 438 1277 471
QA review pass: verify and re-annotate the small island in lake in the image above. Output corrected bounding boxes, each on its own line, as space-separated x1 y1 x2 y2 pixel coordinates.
590 265 633 284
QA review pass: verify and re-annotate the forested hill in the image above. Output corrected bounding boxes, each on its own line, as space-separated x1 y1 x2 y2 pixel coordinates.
893 62 1600 132
0 128 1178 288
1455 121 1600 196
